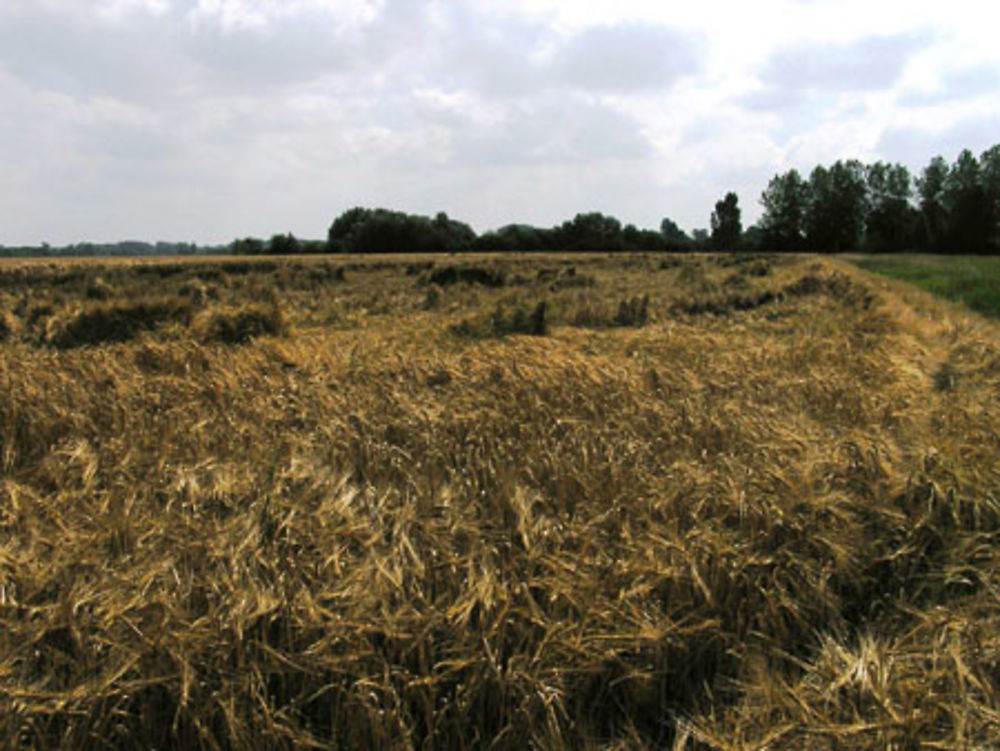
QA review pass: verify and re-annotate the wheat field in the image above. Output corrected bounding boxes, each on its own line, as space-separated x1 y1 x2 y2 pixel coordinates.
1 252 999 749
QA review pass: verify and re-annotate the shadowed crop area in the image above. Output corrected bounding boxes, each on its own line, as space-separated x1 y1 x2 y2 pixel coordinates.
1 253 999 749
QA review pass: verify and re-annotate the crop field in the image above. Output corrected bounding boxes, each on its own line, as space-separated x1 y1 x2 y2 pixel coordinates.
1 252 1000 749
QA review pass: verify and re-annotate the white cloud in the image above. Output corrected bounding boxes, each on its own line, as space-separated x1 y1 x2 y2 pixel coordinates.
186 0 380 32
0 0 998 245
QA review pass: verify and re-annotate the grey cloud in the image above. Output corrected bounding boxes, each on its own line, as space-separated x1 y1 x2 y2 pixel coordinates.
436 17 550 97
470 100 651 165
760 33 927 93
0 2 376 104
364 87 654 169
551 24 700 92
425 20 701 100
0 5 190 101
181 14 361 91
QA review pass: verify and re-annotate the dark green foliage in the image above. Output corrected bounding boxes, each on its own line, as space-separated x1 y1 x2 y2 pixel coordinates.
711 192 742 250
865 162 916 253
328 208 477 254
759 170 808 252
475 224 548 252
230 237 265 255
756 144 1000 254
268 233 301 255
0 241 212 258
981 145 1000 253
806 160 869 253
943 149 991 254
691 228 710 249
914 147 1000 253
917 156 949 251
752 143 1000 255
660 217 692 251
555 212 625 251
476 218 668 253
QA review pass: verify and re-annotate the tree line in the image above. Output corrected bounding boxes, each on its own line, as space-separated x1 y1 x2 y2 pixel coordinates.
226 208 695 257
4 143 996 257
301 142 998 256
0 240 220 259
755 144 1000 254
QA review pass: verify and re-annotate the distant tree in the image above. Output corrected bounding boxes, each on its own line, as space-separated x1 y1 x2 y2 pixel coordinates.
231 237 265 255
659 217 691 250
268 233 300 255
299 239 329 254
741 224 764 253
554 212 624 251
328 207 374 252
805 160 868 253
758 170 808 252
710 192 742 250
623 223 640 247
638 229 670 251
475 224 548 252
943 149 989 253
327 207 477 254
353 210 421 253
752 142 999 255
917 156 949 252
691 228 710 250
864 162 915 252
981 145 1000 252
432 212 477 252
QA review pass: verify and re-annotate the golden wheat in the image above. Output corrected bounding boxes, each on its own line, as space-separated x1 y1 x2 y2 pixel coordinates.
0 252 998 748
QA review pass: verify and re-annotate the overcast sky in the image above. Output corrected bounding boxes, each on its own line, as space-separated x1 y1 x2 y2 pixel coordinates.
2 0 999 246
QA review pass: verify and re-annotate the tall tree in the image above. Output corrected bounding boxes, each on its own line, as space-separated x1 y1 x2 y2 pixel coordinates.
710 192 742 250
865 162 914 252
758 169 808 252
805 160 868 253
943 149 988 254
981 145 1000 252
917 156 949 252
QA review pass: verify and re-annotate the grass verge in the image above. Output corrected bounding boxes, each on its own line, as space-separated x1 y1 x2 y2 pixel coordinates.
849 254 1000 319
